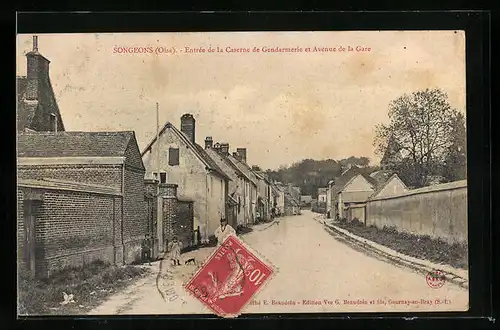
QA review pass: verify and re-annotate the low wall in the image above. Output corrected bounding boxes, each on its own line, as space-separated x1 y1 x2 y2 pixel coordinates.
366 180 467 244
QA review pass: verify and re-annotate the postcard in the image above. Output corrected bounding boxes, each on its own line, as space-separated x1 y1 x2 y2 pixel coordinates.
16 31 468 317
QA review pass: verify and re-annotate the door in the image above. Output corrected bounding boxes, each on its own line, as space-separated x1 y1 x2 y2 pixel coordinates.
177 201 194 247
23 200 36 279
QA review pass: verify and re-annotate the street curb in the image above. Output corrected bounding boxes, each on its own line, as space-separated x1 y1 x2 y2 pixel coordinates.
314 215 468 290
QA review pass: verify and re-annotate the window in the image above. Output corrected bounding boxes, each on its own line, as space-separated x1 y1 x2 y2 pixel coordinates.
153 172 158 180
168 148 180 166
160 172 167 183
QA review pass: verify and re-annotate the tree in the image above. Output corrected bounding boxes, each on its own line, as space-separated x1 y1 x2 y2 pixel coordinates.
442 112 467 181
374 88 464 187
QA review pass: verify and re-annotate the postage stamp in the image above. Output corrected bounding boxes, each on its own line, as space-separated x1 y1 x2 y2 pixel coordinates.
184 234 275 318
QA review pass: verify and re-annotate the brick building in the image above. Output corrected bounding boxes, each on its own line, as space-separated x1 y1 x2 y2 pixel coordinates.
17 36 65 133
17 131 147 278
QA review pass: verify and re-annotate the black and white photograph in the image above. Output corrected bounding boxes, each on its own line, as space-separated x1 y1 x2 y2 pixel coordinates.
16 30 468 316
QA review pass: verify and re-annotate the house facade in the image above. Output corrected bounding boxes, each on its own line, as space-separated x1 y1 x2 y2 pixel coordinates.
273 182 286 216
205 139 250 228
226 152 258 225
253 170 272 221
17 131 147 278
141 114 230 245
330 165 378 221
317 188 327 203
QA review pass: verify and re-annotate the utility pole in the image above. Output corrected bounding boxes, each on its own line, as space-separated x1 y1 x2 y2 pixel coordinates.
156 102 163 253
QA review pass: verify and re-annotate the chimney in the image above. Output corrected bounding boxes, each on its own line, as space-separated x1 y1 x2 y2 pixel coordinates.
220 143 229 156
205 136 213 149
213 142 222 153
237 148 247 163
180 114 195 144
26 35 50 100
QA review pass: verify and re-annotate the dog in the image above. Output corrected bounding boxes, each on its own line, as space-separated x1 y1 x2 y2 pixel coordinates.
185 257 196 265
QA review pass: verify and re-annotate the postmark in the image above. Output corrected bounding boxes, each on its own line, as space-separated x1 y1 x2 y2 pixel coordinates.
426 270 446 289
184 234 275 318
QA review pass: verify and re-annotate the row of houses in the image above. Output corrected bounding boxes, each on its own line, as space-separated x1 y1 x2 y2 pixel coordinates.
140 113 301 248
318 164 409 223
16 37 301 279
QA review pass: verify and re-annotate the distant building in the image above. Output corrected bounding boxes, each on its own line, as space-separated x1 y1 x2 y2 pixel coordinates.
317 188 327 203
205 140 255 228
300 195 312 205
370 173 408 199
17 36 65 133
226 150 259 225
141 114 230 245
330 165 378 220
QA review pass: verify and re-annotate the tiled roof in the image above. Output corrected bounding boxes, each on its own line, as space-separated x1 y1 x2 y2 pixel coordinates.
193 143 230 181
226 154 258 186
18 131 135 158
369 170 395 187
141 122 229 181
17 77 37 131
332 166 378 195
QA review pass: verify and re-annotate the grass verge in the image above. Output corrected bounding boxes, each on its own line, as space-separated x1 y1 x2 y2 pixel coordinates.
334 219 468 270
18 260 150 315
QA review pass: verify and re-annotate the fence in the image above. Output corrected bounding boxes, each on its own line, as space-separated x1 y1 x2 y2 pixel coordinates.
366 180 467 244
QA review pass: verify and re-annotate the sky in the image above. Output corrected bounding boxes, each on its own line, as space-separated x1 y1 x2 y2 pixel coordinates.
16 31 466 170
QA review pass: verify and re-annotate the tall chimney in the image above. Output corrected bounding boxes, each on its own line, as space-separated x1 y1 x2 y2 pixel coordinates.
26 35 50 100
180 114 195 144
204 136 213 149
220 143 229 156
33 35 38 52
237 148 247 163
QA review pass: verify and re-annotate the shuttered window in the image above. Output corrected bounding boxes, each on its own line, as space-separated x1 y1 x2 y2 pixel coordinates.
169 148 180 166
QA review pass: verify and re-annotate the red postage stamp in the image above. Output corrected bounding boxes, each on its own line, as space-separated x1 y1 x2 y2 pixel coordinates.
184 234 274 318
426 270 446 289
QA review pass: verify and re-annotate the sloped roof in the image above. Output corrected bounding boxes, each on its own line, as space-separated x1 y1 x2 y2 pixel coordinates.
141 122 229 181
226 154 258 186
285 193 300 206
18 131 136 158
370 170 395 187
227 194 238 205
17 77 37 131
206 148 246 182
193 143 230 181
332 166 378 195
370 173 408 198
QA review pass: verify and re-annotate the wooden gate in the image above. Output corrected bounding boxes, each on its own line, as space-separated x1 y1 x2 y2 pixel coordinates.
176 201 194 247
23 199 38 279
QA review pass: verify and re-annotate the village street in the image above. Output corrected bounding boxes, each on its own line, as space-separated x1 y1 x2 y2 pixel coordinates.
88 210 468 315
